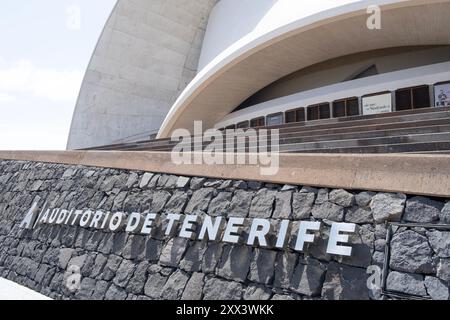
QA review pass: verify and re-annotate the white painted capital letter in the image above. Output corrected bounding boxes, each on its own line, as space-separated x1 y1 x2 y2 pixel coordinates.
223 217 245 244
295 221 321 252
198 215 225 241
327 223 356 256
165 213 182 236
179 215 199 239
247 219 271 247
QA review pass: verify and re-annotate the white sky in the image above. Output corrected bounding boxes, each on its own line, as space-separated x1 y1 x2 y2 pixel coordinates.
0 1 116 150
0 0 364 151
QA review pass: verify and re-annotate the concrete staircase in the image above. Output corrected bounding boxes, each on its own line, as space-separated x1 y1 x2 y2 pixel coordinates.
86 107 450 154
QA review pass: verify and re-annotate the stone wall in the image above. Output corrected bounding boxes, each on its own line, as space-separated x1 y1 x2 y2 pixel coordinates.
0 160 448 300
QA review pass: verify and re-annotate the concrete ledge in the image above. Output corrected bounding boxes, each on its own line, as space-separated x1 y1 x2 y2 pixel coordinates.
0 151 449 198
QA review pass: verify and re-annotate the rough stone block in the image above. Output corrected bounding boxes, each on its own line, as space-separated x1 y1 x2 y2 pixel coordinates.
290 258 326 296
159 238 189 267
249 189 276 219
292 192 315 220
113 259 136 288
274 251 297 289
440 202 450 223
208 191 232 217
228 190 254 218
437 259 450 282
272 191 293 219
203 277 243 300
389 230 435 274
321 262 369 300
424 276 449 300
58 248 76 270
370 193 406 223
403 196 443 223
426 230 450 258
202 242 223 274
161 269 190 300
329 189 354 207
185 188 215 214
165 191 189 214
144 273 168 299
311 202 344 222
345 206 373 224
105 284 127 300
180 241 207 272
181 272 205 300
243 284 272 300
216 245 252 283
126 261 149 295
386 271 427 296
248 248 277 285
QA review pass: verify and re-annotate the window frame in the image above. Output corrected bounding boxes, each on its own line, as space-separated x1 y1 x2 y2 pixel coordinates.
236 121 250 129
250 117 266 128
285 107 306 124
332 97 360 118
395 85 430 111
307 102 330 121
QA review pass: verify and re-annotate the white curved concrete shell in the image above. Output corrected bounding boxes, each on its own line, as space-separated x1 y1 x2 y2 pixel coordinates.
157 0 450 138
67 0 217 149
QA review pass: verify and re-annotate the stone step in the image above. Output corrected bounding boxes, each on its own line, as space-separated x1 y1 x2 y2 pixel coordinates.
139 119 450 152
280 132 450 152
88 107 450 151
132 121 450 153
289 140 450 154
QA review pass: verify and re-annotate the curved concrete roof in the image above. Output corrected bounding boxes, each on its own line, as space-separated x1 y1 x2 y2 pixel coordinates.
67 0 217 149
157 0 450 138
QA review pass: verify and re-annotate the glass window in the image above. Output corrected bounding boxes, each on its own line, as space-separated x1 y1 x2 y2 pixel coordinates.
296 108 306 122
413 86 430 109
285 108 305 123
333 98 359 118
396 85 430 111
250 117 265 128
347 99 360 116
285 110 296 123
396 89 411 111
319 103 331 119
236 121 249 129
308 103 330 121
307 106 319 121
333 101 346 118
266 113 283 126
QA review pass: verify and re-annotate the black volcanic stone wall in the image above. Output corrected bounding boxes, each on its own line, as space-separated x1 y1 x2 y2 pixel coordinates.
0 160 449 300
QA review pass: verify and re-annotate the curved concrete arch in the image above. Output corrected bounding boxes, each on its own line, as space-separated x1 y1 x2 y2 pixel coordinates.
67 0 218 149
157 0 450 138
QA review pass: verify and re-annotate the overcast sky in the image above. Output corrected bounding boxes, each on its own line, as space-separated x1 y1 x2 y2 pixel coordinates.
0 1 116 150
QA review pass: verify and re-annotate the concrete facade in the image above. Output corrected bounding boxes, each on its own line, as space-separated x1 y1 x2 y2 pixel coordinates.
237 46 450 110
67 0 450 148
216 60 450 128
157 0 450 138
67 0 218 150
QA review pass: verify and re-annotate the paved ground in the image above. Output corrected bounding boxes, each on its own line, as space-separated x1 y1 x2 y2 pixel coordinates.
0 278 51 300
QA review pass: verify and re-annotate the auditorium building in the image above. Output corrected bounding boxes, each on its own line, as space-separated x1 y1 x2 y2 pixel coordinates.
67 0 450 154
0 0 449 301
